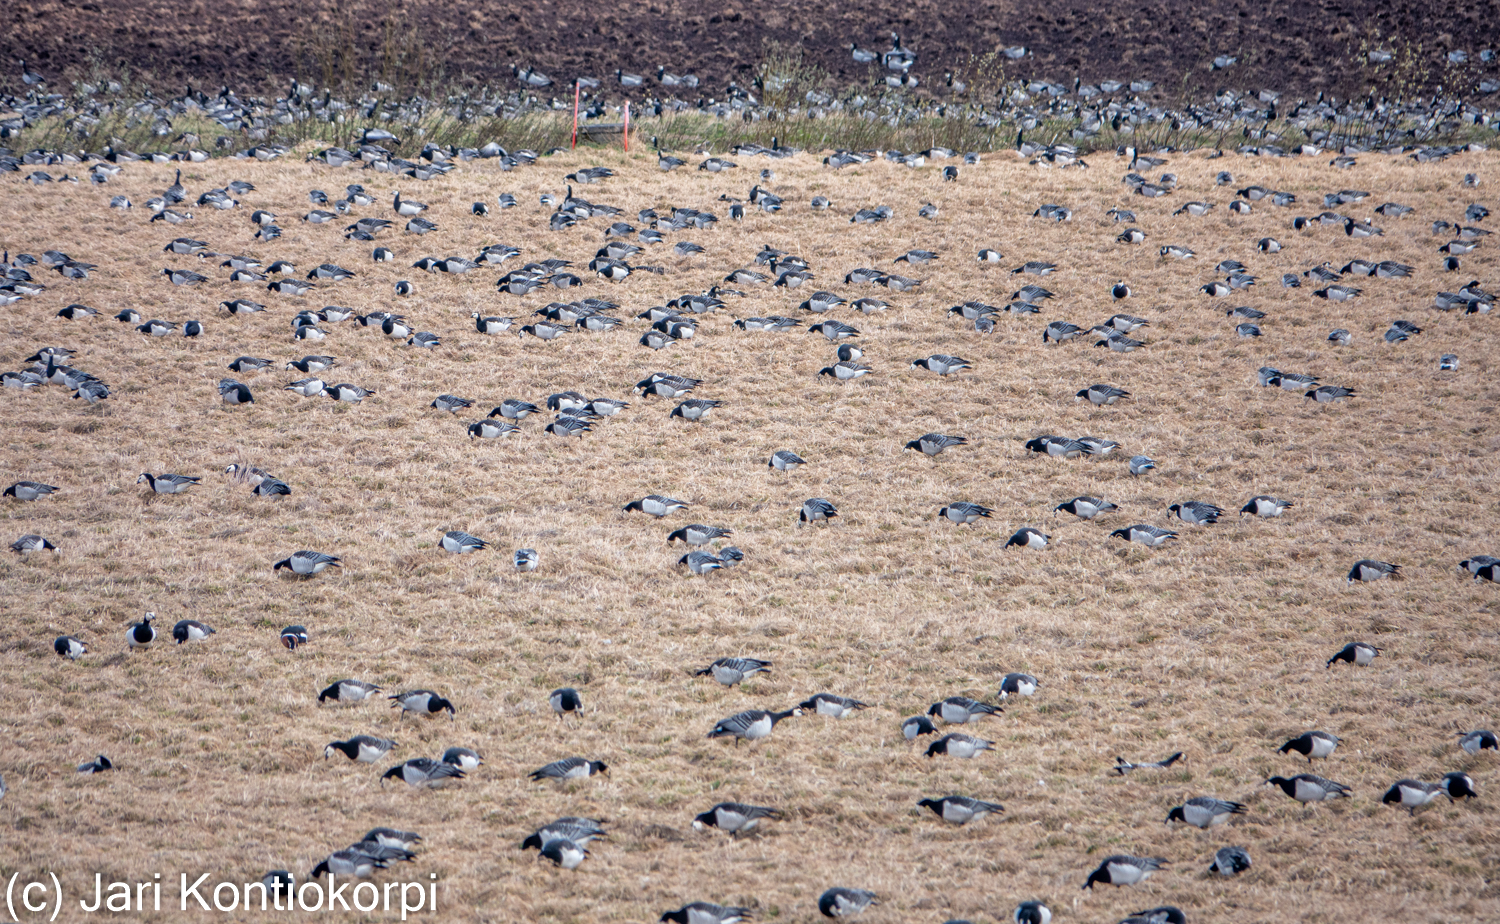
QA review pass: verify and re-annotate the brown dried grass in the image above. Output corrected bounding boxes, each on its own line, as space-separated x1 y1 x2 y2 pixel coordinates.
0 145 1498 923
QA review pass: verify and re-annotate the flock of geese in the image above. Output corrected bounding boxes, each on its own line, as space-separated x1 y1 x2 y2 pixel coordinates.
2 112 1498 921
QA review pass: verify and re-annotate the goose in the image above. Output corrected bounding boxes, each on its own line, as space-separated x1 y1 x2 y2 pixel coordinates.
1347 560 1399 583
54 635 87 659
1005 528 1050 549
1128 455 1157 476
514 549 539 572
219 380 254 404
1054 497 1117 520
4 481 58 501
1169 501 1223 525
325 736 397 763
228 356 273 373
274 624 308 650
1014 902 1052 924
707 708 800 743
171 619 215 644
472 312 515 334
696 657 772 687
999 673 1038 698
769 450 806 471
546 417 591 438
430 394 471 414
799 693 868 718
926 733 994 758
136 319 177 336
439 531 486 554
1111 752 1186 775
679 551 722 575
57 304 98 320
626 495 690 517
550 688 583 718
127 612 157 648
521 817 606 851
1025 436 1087 459
318 679 381 704
137 473 200 494
928 697 1001 724
819 888 878 918
1111 524 1177 547
940 502 993 525
800 498 838 526
819 361 873 381
588 398 629 417
1077 384 1129 406
1096 334 1145 352
1382 779 1447 814
1305 385 1355 403
1044 321 1086 343
1443 772 1478 800
1166 797 1246 828
162 268 207 286
660 902 754 924
1266 773 1351 803
1083 856 1166 889
671 398 722 421
905 433 966 457
254 478 291 497
328 383 373 403
1206 846 1253 877
274 550 341 576
77 755 114 774
1160 244 1195 259
284 378 326 398
468 419 518 439
529 756 608 781
1012 261 1057 276
1440 354 1460 371
918 795 1003 825
382 758 463 788
1279 731 1340 763
978 249 1004 263
1327 642 1381 667
311 851 386 879
901 716 938 741
1458 730 1498 754
667 524 732 547
268 279 313 296
1241 495 1293 517
911 354 971 375
389 690 455 719
1105 314 1150 332
808 320 860 341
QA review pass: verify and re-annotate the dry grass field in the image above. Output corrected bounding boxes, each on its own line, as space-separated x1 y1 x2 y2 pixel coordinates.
0 143 1498 923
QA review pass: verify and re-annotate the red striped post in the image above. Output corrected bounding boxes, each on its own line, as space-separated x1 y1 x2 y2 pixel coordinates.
624 102 630 152
572 80 580 149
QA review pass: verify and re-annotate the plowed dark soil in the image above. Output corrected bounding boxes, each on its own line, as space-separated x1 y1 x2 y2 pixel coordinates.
4 0 1498 101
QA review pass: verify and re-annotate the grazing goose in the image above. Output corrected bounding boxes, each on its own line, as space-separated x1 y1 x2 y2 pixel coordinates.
1305 385 1356 403
808 320 860 341
537 839 589 870
442 747 482 771
940 502 993 525
1077 384 1130 406
430 395 472 413
1265 773 1351 803
137 473 201 495
819 888 878 918
126 612 157 648
799 693 869 718
926 733 994 758
696 657 772 687
550 688 583 718
4 481 58 501
311 851 385 879
279 625 309 650
660 902 754 924
1442 772 1478 800
1458 730 1498 754
382 758 464 788
694 802 781 836
1054 496 1117 520
441 531 487 554
625 495 690 517
800 498 838 526
1083 856 1166 889
929 697 1001 724
819 361 873 381
1209 846 1252 876
1347 560 1399 583
274 550 341 576
325 736 397 763
679 551 724 575
136 319 176 336
1169 501 1223 525
1110 524 1178 547
999 673 1038 698
905 433 967 457
1383 779 1446 814
1166 797 1247 828
1044 321 1086 343
54 635 87 659
389 690 456 719
667 524 733 547
284 378 326 398
318 679 381 704
1327 642 1381 668
918 795 1004 824
1241 495 1293 518
707 708 800 744
911 354 972 375
490 399 540 421
1279 731 1339 763
218 380 254 404
546 417 591 438
327 383 373 403
1111 752 1185 775
1005 528 1050 549
171 619 215 644
514 549 539 572
521 817 606 850
769 450 806 471
671 398 722 421
529 757 609 781
77 755 114 774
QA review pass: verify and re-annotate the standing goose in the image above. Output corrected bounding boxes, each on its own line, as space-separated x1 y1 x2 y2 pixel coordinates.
707 708 801 744
918 795 1004 824
1327 642 1381 667
1443 772 1478 800
274 550 341 576
325 736 398 763
695 657 771 687
389 690 456 719
127 612 157 648
520 817 606 850
1279 731 1339 763
528 757 609 781
392 191 427 216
